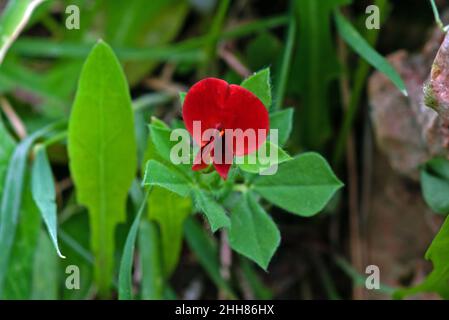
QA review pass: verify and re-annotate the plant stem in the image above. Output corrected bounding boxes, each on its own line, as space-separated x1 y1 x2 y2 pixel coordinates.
219 229 232 299
0 96 27 139
430 0 445 31
273 2 296 112
233 184 248 193
204 0 231 69
337 32 364 300
43 130 67 147
222 15 289 39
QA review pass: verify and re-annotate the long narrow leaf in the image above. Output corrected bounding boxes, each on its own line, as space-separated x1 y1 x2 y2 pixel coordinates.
2 178 40 299
31 145 65 258
0 0 46 64
334 10 407 96
0 120 65 297
118 189 150 300
31 232 59 299
139 220 164 300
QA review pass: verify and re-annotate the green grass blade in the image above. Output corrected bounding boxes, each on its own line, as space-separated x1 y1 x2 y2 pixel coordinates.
2 177 40 299
335 256 396 295
11 38 205 62
430 0 445 30
31 231 59 300
118 189 150 300
0 120 65 297
273 7 296 112
0 0 46 64
0 116 16 196
334 10 407 96
31 144 65 259
139 220 164 300
333 0 389 165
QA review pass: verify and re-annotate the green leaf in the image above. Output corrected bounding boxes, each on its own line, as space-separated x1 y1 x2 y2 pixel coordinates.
394 215 449 299
179 92 187 106
229 192 280 270
245 32 282 72
142 126 191 277
184 217 235 297
139 220 164 300
269 108 294 146
236 141 292 174
0 120 63 297
0 117 16 195
148 187 191 276
0 59 70 112
104 0 189 84
253 152 343 217
31 231 59 300
67 41 137 297
193 189 230 232
143 160 190 197
150 116 170 129
148 124 191 173
241 68 272 109
0 0 46 64
59 212 94 300
334 10 407 96
291 0 350 149
31 145 65 258
10 38 204 63
118 190 149 300
3 179 40 299
421 157 449 214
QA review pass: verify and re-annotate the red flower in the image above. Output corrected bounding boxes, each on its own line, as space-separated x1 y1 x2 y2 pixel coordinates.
182 78 270 179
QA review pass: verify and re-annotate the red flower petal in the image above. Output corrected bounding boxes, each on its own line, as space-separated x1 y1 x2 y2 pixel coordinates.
183 78 231 147
192 141 214 171
213 162 232 180
182 78 269 156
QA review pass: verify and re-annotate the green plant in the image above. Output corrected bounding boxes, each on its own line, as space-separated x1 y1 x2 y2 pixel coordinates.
140 64 344 294
62 42 342 298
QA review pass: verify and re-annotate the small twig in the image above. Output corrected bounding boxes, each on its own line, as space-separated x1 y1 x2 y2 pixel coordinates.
144 78 188 96
337 34 365 300
160 64 176 82
133 252 141 291
0 96 27 139
360 111 373 230
55 177 73 197
55 176 72 207
218 44 251 78
183 278 203 300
